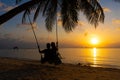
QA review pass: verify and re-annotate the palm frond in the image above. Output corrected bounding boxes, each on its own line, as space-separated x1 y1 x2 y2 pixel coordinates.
113 0 120 2
42 0 50 16
33 0 45 22
89 0 104 27
0 0 40 25
22 1 41 23
79 0 104 28
45 0 57 31
33 3 41 22
34 0 50 22
61 0 78 32
22 9 30 23
16 0 23 4
1 0 106 32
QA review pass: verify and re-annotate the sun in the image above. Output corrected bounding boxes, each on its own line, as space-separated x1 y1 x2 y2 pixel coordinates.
91 38 99 45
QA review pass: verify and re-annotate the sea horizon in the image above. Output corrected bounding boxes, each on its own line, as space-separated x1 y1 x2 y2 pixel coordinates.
1 47 120 49
0 48 120 69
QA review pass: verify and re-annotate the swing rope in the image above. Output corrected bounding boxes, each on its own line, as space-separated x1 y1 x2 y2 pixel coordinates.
55 15 63 59
27 14 41 57
56 16 58 48
27 13 62 60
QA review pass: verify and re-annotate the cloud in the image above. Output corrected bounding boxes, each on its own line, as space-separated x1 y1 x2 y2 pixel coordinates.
0 24 4 28
0 2 6 12
0 2 5 7
17 22 37 27
3 6 16 12
17 23 31 27
116 27 120 30
57 18 86 28
0 36 49 49
0 33 15 40
112 19 120 24
0 1 17 12
17 22 38 31
0 37 27 49
0 33 22 48
57 18 62 27
4 33 13 38
112 19 120 30
57 12 61 17
103 7 111 12
84 32 88 36
56 12 63 27
78 21 86 26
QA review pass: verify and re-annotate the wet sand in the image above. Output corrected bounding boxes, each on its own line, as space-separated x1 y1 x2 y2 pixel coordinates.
0 57 120 80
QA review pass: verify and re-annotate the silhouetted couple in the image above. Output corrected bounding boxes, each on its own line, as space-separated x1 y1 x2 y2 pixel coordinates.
40 42 62 65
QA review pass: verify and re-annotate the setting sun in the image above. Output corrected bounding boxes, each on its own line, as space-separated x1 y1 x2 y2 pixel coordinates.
91 38 99 45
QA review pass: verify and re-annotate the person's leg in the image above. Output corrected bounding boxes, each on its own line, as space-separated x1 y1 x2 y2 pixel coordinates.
54 55 62 65
41 58 46 64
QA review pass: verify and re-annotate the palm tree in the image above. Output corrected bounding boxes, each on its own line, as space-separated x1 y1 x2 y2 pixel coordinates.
0 0 110 32
0 0 39 25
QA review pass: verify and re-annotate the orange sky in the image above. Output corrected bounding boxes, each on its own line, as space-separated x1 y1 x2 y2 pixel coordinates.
0 0 120 48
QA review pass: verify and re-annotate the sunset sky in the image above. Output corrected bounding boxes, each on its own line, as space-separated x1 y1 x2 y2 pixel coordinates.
0 0 120 49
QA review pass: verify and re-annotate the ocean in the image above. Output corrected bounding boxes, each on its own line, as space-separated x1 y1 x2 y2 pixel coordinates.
0 48 120 69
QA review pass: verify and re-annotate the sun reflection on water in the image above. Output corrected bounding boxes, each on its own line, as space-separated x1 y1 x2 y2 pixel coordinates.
93 48 97 67
93 48 97 57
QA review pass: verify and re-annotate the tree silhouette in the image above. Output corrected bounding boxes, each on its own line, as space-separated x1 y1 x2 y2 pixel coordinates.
1 0 118 32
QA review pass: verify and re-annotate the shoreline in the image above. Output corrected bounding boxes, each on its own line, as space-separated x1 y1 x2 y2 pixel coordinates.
1 56 120 69
0 57 120 80
1 48 120 70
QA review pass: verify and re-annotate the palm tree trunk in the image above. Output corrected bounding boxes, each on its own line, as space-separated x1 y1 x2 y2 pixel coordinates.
0 0 39 25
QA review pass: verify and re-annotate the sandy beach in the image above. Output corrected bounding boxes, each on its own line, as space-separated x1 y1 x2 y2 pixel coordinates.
0 57 120 80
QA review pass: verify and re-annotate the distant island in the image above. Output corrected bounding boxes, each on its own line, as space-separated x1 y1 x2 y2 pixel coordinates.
13 46 19 50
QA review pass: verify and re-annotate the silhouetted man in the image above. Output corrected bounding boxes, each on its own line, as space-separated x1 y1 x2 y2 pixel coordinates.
40 43 51 64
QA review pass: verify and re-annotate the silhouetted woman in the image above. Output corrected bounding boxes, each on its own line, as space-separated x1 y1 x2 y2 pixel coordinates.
51 42 62 65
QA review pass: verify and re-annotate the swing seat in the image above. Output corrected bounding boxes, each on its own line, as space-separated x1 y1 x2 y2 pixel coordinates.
54 56 62 65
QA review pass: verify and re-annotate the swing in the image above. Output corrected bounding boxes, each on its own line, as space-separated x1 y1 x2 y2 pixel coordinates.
27 14 62 64
27 14 41 58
